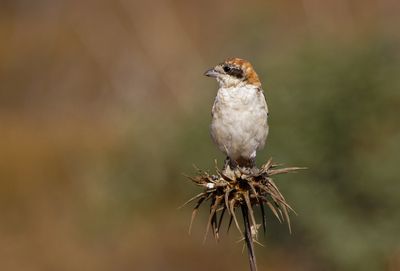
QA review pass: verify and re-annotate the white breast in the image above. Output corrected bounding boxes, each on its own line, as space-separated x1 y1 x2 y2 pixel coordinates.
210 85 269 161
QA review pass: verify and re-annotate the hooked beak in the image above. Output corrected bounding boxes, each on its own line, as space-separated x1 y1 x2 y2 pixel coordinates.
204 68 219 78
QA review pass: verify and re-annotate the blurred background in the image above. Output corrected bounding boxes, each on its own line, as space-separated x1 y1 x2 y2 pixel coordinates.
1 0 400 270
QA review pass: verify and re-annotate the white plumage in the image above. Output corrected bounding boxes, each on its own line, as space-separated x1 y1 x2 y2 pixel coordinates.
211 84 269 165
205 57 269 168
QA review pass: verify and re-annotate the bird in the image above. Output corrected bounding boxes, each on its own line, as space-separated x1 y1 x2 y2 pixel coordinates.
204 58 269 169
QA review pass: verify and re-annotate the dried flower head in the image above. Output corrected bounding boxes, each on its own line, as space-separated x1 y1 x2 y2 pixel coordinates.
182 158 305 271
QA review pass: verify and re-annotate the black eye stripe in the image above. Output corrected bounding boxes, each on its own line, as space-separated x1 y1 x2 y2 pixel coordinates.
227 67 244 78
222 64 244 79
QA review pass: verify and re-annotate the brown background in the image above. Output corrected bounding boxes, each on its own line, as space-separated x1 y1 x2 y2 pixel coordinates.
1 1 400 270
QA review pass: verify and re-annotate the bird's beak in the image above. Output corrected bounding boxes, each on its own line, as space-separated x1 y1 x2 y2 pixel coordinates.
204 68 219 78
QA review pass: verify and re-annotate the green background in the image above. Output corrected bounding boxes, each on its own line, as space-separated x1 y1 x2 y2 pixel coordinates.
1 1 399 270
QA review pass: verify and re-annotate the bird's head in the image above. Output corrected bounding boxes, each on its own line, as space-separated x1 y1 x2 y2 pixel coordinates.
204 58 261 88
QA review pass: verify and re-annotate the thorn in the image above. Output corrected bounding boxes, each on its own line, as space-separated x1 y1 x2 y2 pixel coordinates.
248 182 259 200
217 207 226 234
280 203 292 234
266 201 282 223
267 167 307 176
259 199 267 235
229 199 242 236
189 197 206 235
178 192 207 209
225 188 232 215
244 192 257 231
227 215 233 233
203 196 222 243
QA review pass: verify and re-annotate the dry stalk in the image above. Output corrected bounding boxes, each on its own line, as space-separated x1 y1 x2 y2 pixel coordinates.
181 158 305 271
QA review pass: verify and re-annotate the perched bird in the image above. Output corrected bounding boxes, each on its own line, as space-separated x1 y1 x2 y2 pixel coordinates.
204 58 269 168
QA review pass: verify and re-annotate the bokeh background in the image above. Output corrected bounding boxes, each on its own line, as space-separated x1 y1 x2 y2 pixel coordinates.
1 0 400 270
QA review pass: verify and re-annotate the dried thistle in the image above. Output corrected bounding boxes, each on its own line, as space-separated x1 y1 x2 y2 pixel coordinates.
181 158 305 271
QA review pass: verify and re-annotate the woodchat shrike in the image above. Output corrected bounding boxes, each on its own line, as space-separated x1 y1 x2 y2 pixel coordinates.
205 58 269 168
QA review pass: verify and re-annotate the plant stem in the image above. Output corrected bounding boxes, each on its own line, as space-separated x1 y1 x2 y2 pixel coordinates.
241 205 258 271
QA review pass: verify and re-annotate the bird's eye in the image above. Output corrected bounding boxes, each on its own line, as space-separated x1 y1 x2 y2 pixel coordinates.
223 65 231 73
